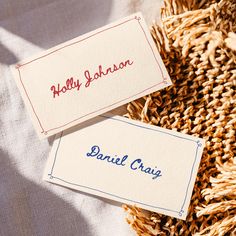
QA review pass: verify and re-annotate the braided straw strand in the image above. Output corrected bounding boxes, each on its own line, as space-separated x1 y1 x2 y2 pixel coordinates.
123 0 236 235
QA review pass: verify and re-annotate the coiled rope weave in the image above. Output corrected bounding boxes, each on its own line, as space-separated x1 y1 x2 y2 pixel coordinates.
123 0 236 235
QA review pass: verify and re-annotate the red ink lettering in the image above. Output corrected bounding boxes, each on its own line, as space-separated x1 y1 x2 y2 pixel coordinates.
50 59 134 98
84 70 93 88
50 77 82 98
94 72 100 80
84 59 134 88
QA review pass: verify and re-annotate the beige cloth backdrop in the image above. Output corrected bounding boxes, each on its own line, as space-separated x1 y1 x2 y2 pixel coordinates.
0 1 162 236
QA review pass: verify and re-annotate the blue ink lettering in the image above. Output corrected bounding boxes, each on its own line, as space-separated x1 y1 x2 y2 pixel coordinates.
130 158 162 180
130 158 141 170
86 145 100 157
86 145 128 167
86 146 162 180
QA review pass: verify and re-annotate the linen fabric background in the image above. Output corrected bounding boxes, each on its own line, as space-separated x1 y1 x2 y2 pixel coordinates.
0 0 162 235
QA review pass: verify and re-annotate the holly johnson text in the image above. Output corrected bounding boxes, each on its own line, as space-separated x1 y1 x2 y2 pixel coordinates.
50 59 134 98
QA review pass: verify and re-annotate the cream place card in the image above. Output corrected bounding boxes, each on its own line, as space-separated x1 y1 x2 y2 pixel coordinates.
43 114 205 220
11 12 171 138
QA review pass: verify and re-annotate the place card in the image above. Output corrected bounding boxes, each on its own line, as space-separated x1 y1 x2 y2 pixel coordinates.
11 12 171 138
43 114 205 219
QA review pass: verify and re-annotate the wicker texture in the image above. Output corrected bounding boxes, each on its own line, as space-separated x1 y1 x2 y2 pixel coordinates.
123 0 236 235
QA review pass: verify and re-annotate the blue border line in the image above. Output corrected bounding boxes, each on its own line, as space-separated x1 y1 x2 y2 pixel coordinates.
100 115 196 142
179 141 202 213
50 176 180 214
49 132 63 176
48 115 202 217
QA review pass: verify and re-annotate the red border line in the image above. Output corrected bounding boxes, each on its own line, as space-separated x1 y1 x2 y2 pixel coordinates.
45 81 164 133
18 18 134 68
17 68 45 133
135 16 165 80
17 15 166 135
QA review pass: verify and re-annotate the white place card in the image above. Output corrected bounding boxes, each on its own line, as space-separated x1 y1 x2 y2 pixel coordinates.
11 12 171 138
43 114 204 219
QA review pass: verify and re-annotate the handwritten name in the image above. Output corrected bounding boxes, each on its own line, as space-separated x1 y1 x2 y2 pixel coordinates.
86 145 162 180
50 77 82 98
84 59 133 88
50 59 133 98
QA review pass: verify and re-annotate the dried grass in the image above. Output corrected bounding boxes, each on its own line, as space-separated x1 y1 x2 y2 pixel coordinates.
123 0 236 235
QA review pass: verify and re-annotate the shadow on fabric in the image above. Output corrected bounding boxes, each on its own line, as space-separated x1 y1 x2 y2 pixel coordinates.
0 0 113 65
0 1 122 235
0 150 94 236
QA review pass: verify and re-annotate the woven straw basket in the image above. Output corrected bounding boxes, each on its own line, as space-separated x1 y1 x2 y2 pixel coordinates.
123 0 236 235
